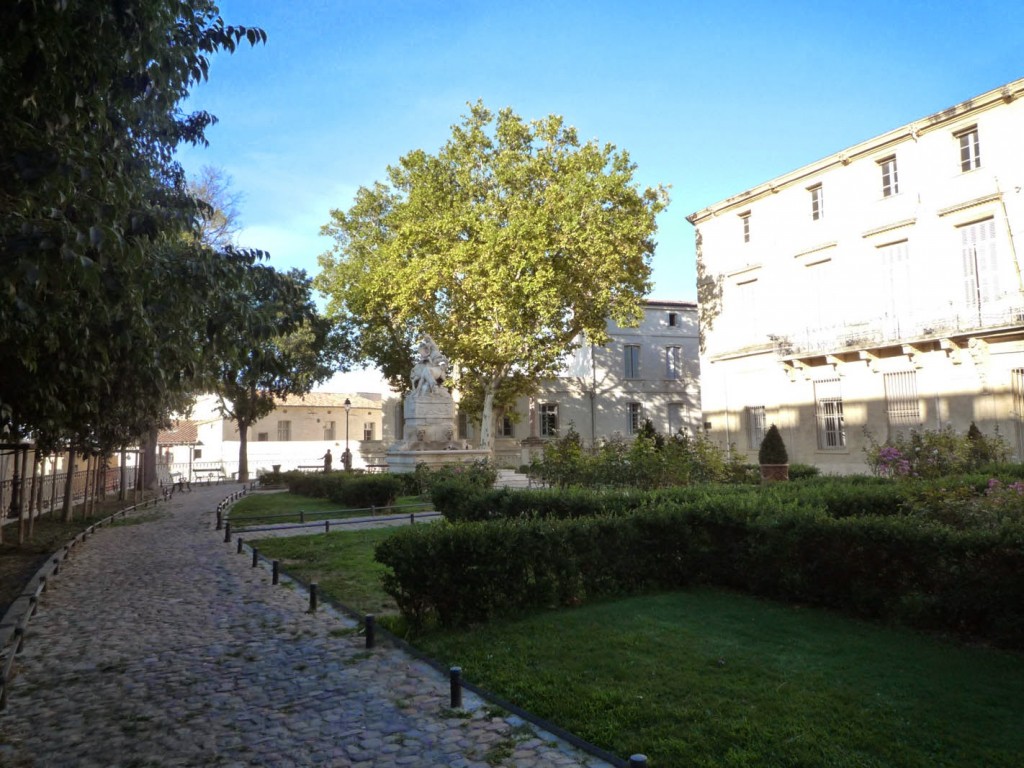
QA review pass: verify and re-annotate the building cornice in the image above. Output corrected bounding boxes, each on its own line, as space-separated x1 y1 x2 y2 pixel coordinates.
687 77 1024 226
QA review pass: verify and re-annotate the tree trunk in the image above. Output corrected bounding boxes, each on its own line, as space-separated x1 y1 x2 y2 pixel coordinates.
142 429 158 490
479 385 496 454
237 420 250 482
119 447 128 501
62 447 76 522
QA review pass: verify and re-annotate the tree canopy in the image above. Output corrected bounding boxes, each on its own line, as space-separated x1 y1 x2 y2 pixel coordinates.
0 1 267 455
207 266 346 481
317 102 668 449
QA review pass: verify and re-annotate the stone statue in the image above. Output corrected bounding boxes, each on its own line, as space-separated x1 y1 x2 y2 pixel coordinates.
410 335 448 396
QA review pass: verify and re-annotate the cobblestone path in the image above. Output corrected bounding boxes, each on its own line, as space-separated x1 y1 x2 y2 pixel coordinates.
0 487 613 768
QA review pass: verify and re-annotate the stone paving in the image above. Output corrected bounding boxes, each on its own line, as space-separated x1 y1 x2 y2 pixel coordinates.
0 486 615 768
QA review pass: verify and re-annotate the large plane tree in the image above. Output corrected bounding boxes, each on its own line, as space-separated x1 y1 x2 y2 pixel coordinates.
317 102 668 451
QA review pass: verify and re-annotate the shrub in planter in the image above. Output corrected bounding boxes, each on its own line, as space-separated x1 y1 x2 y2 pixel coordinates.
758 424 789 481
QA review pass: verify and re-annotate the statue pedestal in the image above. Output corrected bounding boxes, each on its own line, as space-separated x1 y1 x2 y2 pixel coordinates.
385 390 491 473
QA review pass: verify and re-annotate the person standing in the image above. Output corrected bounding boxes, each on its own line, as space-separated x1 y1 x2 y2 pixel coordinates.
321 449 333 473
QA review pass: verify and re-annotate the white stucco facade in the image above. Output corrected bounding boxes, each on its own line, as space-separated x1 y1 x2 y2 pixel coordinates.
689 78 1024 472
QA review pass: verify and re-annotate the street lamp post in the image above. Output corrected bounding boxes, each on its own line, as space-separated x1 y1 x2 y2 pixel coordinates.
343 397 352 471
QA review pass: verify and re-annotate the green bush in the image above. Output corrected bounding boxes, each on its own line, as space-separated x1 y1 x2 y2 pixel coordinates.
376 483 1024 647
432 483 645 523
528 423 741 489
326 474 402 509
758 424 788 464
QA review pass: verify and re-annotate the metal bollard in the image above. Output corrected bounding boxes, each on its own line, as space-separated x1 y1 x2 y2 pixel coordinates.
365 614 376 649
308 583 318 612
272 560 280 585
252 548 259 568
299 510 305 523
237 537 243 555
216 509 223 531
325 520 330 534
628 756 648 768
224 522 231 543
449 666 462 709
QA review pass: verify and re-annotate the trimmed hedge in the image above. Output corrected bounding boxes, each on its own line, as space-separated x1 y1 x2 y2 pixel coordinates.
375 501 1024 647
282 471 402 509
431 482 649 522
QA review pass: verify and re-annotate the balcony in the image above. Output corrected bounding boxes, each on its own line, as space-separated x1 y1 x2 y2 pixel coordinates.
770 302 1024 366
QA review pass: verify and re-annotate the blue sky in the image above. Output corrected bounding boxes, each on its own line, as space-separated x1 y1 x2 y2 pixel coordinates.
178 0 1024 305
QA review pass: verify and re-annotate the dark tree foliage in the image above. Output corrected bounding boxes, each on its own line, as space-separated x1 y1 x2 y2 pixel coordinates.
0 1 266 450
208 266 348 482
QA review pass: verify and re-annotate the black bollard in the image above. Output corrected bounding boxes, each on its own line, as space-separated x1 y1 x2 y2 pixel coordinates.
272 560 280 585
309 582 318 612
410 513 415 525
252 548 259 568
449 666 462 709
216 509 223 530
365 614 376 649
224 522 231 543
237 536 243 555
325 520 330 534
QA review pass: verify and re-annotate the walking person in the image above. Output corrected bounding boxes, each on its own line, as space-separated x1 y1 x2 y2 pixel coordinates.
320 449 333 473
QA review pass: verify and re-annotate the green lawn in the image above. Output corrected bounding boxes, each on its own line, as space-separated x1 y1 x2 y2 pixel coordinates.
252 526 1024 768
253 526 400 616
229 491 428 527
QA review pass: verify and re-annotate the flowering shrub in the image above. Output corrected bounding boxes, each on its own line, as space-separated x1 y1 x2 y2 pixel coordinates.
864 424 1010 479
527 421 742 489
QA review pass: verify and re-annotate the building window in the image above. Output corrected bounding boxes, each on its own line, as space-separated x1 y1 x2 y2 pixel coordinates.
956 126 981 172
740 211 751 243
193 448 203 459
324 420 336 441
878 240 911 336
540 404 558 437
1012 368 1024 460
814 379 845 450
277 420 291 441
961 217 999 309
257 432 269 442
624 344 641 379
884 371 920 433
363 423 375 441
879 156 899 197
668 402 686 436
628 402 644 435
809 184 824 220
746 406 767 450
501 414 515 438
666 346 683 379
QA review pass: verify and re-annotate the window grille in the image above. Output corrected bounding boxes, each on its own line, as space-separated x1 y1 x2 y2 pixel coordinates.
277 420 291 442
1012 368 1024 460
540 404 558 437
884 371 920 431
628 402 644 435
747 406 767 450
363 423 375 441
960 217 999 309
814 379 845 449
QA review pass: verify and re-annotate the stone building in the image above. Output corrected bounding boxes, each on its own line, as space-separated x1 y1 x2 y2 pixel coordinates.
688 78 1024 472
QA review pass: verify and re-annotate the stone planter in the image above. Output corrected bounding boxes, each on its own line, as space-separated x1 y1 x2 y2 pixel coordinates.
759 463 789 482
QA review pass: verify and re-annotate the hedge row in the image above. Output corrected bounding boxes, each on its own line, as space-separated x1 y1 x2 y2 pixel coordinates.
374 503 1024 647
282 471 403 508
